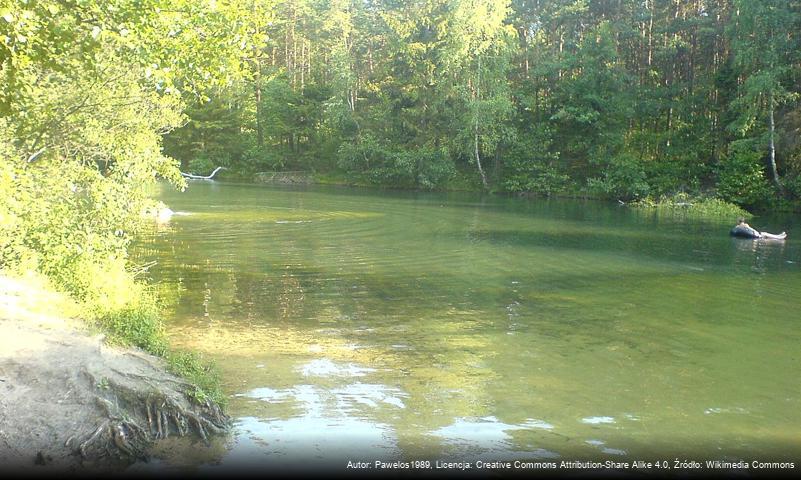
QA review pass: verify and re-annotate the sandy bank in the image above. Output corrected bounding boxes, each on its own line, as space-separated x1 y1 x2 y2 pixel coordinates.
0 274 229 473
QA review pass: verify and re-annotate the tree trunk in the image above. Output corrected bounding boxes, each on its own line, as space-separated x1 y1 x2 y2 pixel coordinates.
255 81 263 148
647 0 653 67
475 126 488 190
474 55 488 190
253 15 264 148
769 95 782 191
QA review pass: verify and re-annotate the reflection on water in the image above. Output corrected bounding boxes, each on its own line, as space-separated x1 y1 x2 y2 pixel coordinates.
585 439 626 456
132 182 801 470
225 382 402 468
581 417 615 425
431 416 560 460
299 359 377 378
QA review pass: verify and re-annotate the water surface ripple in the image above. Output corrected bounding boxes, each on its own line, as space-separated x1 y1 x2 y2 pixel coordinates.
133 182 801 469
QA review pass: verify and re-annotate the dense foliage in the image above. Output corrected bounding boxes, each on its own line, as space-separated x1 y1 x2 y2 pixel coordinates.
0 0 246 404
160 0 801 211
0 0 243 291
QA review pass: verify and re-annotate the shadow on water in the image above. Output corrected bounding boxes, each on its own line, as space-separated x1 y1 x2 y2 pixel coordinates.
464 227 797 272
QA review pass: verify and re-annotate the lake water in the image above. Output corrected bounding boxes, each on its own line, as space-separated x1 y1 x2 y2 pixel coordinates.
133 181 801 473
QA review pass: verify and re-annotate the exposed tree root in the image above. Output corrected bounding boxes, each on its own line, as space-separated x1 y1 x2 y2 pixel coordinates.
0 277 231 472
68 371 230 466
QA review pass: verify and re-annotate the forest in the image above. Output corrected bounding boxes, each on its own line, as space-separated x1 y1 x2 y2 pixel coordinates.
161 0 801 211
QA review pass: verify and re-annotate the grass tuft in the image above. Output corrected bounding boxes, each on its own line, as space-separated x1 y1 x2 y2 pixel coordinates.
631 193 751 220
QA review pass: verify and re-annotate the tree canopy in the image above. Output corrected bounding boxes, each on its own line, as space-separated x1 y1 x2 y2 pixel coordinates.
154 0 801 209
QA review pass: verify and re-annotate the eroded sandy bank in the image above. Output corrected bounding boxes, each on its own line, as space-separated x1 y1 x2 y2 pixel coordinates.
0 275 229 474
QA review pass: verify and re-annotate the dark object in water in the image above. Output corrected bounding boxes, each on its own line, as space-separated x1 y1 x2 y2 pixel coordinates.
730 218 787 240
730 224 760 238
730 225 787 240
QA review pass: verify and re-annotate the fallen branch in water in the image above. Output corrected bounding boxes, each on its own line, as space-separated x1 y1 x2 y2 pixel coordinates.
180 166 224 180
26 147 47 163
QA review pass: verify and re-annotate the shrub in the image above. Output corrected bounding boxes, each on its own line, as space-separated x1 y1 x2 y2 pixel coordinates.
241 145 285 173
166 350 226 405
338 134 454 189
188 156 221 177
783 174 801 200
501 126 567 195
588 153 651 200
632 192 751 219
716 143 773 208
99 301 169 356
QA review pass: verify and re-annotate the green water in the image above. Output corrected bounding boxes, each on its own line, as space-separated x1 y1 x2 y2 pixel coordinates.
133 182 801 470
